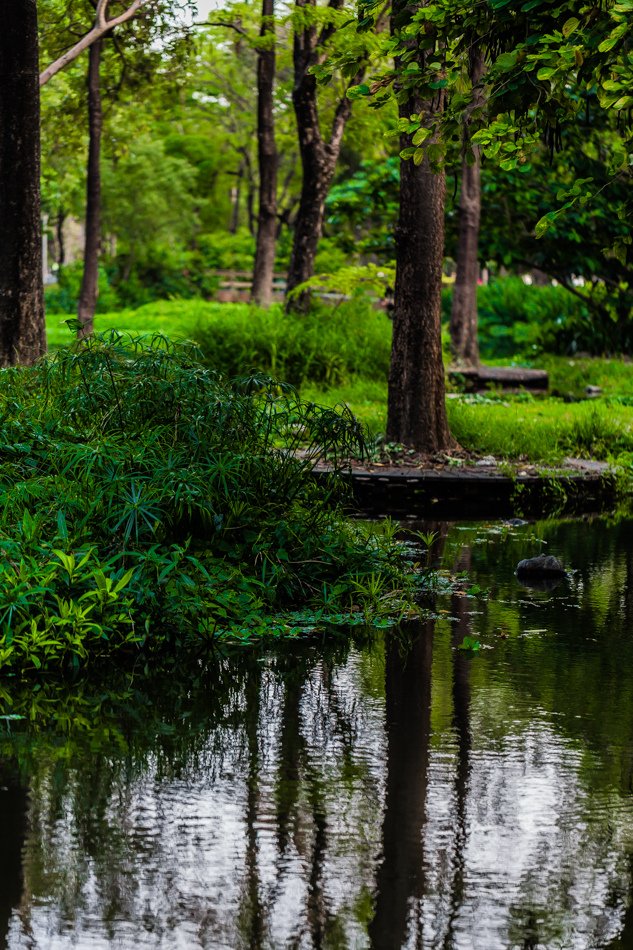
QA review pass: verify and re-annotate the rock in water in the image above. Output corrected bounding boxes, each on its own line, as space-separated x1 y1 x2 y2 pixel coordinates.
516 554 566 576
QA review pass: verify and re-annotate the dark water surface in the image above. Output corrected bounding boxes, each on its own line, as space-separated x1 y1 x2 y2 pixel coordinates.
3 515 633 949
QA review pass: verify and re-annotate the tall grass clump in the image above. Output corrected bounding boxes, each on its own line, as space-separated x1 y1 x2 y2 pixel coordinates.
190 298 392 385
0 333 417 675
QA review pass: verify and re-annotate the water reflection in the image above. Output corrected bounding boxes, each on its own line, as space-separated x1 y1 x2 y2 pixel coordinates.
3 516 633 946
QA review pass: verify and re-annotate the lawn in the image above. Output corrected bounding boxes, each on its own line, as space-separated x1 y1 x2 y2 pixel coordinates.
46 301 633 466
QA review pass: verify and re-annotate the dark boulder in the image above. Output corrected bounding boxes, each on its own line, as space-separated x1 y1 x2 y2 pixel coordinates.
516 554 566 577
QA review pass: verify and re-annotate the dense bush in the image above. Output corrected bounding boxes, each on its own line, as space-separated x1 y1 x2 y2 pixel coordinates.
191 297 392 385
441 278 593 358
45 262 122 314
0 334 417 674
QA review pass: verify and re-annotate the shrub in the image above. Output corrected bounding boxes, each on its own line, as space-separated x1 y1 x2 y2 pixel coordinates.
441 278 594 358
0 333 417 674
45 262 121 314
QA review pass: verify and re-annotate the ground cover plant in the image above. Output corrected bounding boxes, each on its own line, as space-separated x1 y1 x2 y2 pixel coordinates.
0 332 423 675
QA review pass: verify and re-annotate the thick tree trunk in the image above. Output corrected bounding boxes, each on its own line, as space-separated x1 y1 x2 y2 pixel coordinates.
251 0 278 308
386 0 452 453
0 0 47 366
77 38 103 337
386 128 452 450
449 48 486 367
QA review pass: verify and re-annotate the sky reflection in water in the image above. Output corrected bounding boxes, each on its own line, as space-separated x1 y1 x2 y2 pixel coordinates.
2 515 633 948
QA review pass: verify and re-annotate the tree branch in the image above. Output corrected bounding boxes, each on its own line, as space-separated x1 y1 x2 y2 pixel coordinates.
207 20 249 38
40 0 147 86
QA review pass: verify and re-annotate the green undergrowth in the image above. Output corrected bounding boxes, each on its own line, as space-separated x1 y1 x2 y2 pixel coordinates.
302 378 633 464
46 299 633 398
46 298 392 386
0 333 424 676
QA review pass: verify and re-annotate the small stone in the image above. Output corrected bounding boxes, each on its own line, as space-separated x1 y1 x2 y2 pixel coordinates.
476 455 497 466
585 385 602 397
516 554 566 576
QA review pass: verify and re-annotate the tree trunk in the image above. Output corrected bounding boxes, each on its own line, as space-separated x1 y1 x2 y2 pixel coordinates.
285 0 358 311
56 209 66 266
449 47 486 367
0 0 47 366
77 38 103 337
285 141 333 310
251 0 278 308
229 163 243 235
386 123 452 450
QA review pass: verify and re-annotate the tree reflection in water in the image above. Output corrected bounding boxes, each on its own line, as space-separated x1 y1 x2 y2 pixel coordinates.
2 516 633 947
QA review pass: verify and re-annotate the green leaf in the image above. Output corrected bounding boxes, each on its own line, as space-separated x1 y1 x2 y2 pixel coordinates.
347 83 370 100
562 17 580 37
411 127 431 146
458 636 481 652
413 148 426 165
495 52 518 71
536 66 557 80
535 212 556 238
598 23 628 52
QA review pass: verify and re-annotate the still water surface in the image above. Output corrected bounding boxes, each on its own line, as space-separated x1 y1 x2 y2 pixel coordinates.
2 516 633 949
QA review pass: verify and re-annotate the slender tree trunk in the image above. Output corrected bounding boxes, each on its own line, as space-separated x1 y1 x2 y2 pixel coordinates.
285 0 359 311
230 163 243 235
251 0 278 308
56 209 66 266
0 0 47 366
449 47 486 367
285 140 333 309
77 38 103 337
241 148 257 237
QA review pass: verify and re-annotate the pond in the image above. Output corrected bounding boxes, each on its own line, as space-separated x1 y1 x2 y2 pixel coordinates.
2 514 633 949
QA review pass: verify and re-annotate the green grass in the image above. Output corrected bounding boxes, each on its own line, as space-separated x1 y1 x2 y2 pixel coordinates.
46 300 633 464
45 301 206 349
303 378 633 463
46 298 392 386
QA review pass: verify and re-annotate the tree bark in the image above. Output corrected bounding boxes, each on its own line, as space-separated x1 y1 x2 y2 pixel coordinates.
77 38 103 337
56 209 67 266
285 0 358 311
230 162 243 234
0 0 47 366
386 113 452 450
449 47 486 367
251 0 278 308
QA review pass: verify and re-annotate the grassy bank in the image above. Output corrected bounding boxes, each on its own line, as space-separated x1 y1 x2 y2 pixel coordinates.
45 300 633 464
302 379 633 464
